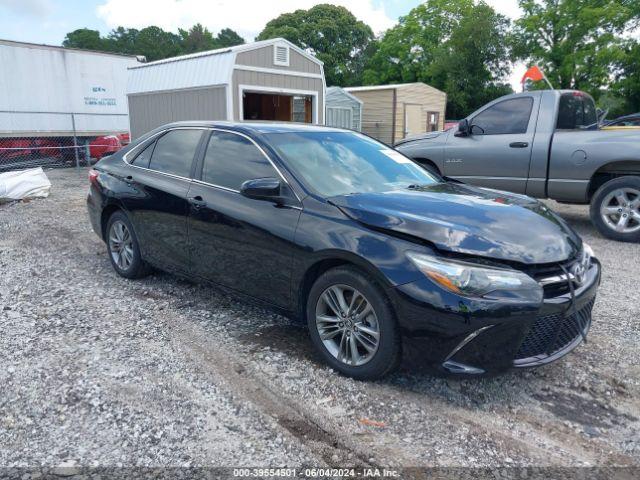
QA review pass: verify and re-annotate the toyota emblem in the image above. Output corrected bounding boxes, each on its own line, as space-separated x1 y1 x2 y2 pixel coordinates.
571 261 587 286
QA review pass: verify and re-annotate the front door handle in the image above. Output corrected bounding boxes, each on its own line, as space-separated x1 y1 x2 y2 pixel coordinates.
189 195 206 209
509 142 529 148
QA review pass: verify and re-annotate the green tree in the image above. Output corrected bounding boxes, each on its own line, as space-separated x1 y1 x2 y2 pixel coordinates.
511 0 639 93
133 26 182 61
610 40 640 115
215 28 245 48
363 0 473 85
63 25 245 61
179 23 217 53
363 0 512 118
106 27 140 55
257 4 375 86
62 29 107 51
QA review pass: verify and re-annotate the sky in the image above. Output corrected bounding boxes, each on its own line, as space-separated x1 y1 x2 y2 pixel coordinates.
0 0 525 88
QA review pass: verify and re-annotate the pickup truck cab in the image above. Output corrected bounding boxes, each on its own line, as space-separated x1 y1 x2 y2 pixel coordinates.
396 90 640 242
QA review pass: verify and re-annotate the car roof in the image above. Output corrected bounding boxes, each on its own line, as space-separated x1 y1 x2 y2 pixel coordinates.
613 113 640 120
154 121 347 135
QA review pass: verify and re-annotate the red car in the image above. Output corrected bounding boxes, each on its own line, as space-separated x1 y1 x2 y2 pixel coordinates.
89 133 130 161
0 138 62 159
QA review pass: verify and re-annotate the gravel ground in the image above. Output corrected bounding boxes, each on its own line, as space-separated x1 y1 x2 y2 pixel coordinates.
0 168 639 474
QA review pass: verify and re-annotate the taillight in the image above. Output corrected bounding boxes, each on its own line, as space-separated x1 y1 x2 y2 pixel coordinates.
89 169 99 186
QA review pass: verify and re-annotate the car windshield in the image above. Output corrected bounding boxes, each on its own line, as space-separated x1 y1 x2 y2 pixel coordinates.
264 131 439 197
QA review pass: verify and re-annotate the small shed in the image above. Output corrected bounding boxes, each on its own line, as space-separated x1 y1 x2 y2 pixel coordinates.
325 87 362 131
127 38 326 139
345 83 446 145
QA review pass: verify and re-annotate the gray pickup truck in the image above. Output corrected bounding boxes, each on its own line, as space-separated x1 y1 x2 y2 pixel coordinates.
395 90 640 242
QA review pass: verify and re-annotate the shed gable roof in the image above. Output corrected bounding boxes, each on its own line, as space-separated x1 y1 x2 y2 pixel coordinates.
327 86 363 105
128 38 322 70
127 38 323 95
345 82 445 96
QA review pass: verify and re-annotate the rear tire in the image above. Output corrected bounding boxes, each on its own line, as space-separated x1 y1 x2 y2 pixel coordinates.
306 266 401 380
106 211 151 279
590 176 640 242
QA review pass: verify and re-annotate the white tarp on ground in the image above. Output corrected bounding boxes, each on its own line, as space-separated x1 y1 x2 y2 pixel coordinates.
0 167 51 202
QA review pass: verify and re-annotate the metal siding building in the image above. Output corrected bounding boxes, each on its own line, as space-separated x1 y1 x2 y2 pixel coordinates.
325 87 362 131
127 39 326 139
0 39 142 137
345 83 447 145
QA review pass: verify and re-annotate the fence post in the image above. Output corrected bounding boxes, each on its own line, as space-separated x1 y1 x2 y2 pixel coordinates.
71 113 80 169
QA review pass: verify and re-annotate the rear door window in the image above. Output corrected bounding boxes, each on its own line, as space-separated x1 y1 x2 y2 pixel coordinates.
557 93 598 129
201 131 278 190
148 129 203 178
471 97 533 135
131 141 155 168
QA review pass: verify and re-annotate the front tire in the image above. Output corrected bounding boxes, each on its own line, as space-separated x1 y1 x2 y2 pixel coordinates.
590 176 640 242
306 266 401 380
106 211 151 279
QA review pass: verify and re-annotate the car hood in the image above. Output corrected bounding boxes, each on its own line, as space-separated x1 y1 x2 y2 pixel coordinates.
394 130 444 146
329 183 582 264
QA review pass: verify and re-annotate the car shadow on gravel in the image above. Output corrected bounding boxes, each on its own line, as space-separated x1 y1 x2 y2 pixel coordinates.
104 255 635 436
237 323 326 368
235 315 551 406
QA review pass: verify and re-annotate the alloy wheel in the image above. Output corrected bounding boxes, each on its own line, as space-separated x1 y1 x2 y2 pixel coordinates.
600 188 640 234
315 284 380 366
108 220 134 271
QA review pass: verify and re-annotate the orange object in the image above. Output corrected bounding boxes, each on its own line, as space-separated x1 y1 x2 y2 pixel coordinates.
426 271 462 294
521 65 545 84
358 418 386 427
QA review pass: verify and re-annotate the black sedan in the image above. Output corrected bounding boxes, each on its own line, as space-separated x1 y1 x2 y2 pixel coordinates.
87 122 600 380
603 112 640 128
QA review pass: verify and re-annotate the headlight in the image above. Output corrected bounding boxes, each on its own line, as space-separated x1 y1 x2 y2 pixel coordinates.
406 252 541 298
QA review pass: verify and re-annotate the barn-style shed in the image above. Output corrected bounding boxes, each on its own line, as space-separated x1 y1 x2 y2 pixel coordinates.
325 87 362 131
345 83 446 145
127 38 326 139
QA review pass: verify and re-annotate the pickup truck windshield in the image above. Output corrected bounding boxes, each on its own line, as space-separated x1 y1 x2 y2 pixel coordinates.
266 131 439 197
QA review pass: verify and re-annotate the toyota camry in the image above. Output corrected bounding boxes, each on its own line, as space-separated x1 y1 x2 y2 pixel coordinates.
87 122 600 380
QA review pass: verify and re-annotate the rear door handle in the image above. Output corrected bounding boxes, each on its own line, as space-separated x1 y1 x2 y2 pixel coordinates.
189 195 206 209
509 142 529 148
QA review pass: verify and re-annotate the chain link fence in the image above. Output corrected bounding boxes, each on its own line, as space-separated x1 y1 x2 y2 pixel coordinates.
0 112 129 172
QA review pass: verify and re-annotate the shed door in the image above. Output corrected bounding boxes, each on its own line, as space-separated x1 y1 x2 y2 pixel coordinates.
404 104 423 138
427 111 440 131
327 107 353 129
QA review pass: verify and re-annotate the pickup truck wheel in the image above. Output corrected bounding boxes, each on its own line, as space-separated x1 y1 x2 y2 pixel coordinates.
590 176 640 242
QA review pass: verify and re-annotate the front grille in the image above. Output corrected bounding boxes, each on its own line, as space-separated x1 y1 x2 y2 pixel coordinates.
515 298 595 360
524 251 585 298
541 279 571 297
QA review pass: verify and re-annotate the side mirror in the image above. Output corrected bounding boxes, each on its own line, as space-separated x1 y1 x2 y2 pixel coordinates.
240 177 282 203
454 119 470 137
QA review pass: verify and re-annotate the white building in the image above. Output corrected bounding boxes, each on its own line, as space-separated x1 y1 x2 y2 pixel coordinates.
0 39 143 138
